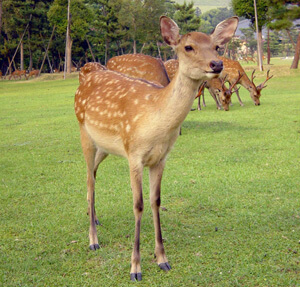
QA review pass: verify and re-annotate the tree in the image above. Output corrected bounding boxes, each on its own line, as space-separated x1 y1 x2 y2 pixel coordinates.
173 1 200 34
48 0 93 73
268 1 300 69
200 7 234 34
232 0 269 69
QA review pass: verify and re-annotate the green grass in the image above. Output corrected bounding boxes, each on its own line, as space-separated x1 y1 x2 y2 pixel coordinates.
0 61 299 286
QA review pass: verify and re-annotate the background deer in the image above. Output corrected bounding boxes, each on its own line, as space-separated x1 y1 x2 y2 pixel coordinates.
74 15 238 281
219 56 273 106
107 54 170 87
27 69 39 79
9 70 27 80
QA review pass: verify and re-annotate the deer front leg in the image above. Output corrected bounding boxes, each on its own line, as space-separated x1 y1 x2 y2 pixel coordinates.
129 161 144 281
149 160 171 272
197 94 202 110
209 89 222 110
234 85 244 106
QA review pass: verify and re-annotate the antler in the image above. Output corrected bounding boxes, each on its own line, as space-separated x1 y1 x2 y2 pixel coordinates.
257 70 274 91
223 71 244 96
195 81 206 99
251 69 256 85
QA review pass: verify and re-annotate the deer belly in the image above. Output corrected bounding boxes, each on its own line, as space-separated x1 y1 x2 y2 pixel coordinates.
85 123 127 157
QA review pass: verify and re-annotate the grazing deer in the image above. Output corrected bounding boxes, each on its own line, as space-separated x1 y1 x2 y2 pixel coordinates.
219 56 273 106
9 70 27 80
107 54 170 87
74 15 238 281
27 69 39 79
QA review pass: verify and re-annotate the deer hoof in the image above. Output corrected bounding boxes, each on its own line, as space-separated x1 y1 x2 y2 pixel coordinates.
159 262 171 271
89 244 100 250
130 272 142 281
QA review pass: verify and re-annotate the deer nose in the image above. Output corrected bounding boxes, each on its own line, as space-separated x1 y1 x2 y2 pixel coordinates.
210 60 223 73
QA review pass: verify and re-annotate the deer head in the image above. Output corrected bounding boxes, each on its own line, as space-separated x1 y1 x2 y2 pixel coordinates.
249 70 273 105
219 71 244 111
161 16 239 81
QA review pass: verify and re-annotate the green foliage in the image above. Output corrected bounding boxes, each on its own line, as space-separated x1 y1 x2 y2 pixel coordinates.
231 0 269 30
268 0 300 30
200 7 234 34
48 0 93 40
0 60 299 286
173 1 201 33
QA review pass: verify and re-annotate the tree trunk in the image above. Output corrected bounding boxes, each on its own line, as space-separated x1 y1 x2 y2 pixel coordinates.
20 40 24 70
257 30 264 71
66 36 72 73
0 0 3 38
290 32 300 69
28 30 33 71
286 29 296 50
133 39 137 54
267 28 270 65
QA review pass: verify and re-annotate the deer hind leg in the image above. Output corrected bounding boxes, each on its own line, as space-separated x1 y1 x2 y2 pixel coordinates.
92 149 108 226
129 160 144 281
80 126 107 250
149 160 171 272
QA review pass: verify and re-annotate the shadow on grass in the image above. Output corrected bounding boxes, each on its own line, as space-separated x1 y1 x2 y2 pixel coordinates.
181 121 255 134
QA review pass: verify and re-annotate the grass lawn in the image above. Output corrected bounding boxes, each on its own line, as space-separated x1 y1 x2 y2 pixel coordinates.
0 60 299 286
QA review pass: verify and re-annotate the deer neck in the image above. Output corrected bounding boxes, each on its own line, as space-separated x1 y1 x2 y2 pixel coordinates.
158 70 201 129
240 74 255 92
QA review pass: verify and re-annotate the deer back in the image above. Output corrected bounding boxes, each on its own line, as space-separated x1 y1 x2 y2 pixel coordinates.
107 54 170 87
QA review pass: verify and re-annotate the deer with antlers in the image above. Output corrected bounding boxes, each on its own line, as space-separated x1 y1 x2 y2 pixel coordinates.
219 56 273 106
107 54 170 87
75 15 238 281
197 72 243 111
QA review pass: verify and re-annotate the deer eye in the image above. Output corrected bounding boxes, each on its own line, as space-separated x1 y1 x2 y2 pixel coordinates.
215 45 220 51
185 45 193 52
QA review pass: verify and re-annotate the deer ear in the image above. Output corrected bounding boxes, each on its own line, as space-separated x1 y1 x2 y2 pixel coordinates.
160 16 180 46
211 17 239 46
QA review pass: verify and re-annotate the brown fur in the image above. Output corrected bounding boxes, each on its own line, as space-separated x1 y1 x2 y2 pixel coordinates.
107 54 170 87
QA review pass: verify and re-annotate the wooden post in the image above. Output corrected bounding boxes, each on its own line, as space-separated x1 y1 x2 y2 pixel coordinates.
4 15 32 77
254 0 263 71
39 26 56 76
64 0 71 79
86 37 96 62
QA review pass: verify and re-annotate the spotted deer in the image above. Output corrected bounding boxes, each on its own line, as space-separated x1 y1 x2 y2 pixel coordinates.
74 15 238 281
219 56 273 106
9 70 27 80
27 69 39 79
107 54 170 87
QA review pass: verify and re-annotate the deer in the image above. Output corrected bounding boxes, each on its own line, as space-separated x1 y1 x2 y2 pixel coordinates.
9 70 27 80
106 54 170 87
74 15 238 281
218 56 273 106
198 72 244 111
27 69 39 79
